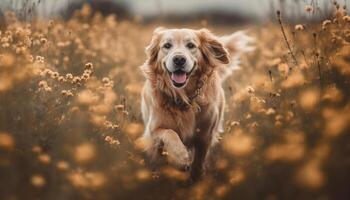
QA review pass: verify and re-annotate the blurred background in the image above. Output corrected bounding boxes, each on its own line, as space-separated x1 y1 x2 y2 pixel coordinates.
0 0 350 200
0 0 341 23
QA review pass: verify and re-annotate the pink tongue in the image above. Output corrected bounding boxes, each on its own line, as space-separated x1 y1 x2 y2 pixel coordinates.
171 73 187 84
171 73 186 83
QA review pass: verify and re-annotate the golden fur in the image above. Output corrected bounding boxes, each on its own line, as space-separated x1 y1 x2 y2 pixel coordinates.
140 27 252 180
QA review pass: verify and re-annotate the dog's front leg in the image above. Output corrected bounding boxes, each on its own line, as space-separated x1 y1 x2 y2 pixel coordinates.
150 129 191 170
191 115 216 180
191 137 210 181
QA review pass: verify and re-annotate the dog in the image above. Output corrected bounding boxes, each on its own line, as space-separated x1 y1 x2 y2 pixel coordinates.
140 27 253 180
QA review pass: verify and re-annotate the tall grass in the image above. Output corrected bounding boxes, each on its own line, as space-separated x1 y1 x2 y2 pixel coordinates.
0 1 349 200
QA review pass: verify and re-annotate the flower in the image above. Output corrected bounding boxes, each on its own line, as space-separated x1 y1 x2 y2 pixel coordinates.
322 20 332 27
40 38 47 45
31 175 46 187
295 24 304 30
61 90 74 97
0 132 14 150
38 80 48 88
343 15 350 22
305 5 313 13
66 73 73 80
85 62 93 70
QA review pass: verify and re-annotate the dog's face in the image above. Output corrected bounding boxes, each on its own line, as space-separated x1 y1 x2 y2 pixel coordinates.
145 28 230 88
159 29 199 88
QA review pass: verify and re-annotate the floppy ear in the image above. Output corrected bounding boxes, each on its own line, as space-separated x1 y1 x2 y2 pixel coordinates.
197 28 230 65
145 27 165 65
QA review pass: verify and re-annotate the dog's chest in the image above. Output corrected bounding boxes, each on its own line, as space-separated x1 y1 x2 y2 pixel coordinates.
173 103 215 142
171 109 196 142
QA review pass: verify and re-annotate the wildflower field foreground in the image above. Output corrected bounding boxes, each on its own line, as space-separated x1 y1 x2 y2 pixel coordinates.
0 4 350 200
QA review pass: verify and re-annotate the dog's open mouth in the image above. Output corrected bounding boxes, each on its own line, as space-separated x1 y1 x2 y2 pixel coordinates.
164 62 196 88
170 70 188 88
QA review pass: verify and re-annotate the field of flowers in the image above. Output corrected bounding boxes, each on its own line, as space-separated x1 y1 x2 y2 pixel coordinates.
0 3 350 200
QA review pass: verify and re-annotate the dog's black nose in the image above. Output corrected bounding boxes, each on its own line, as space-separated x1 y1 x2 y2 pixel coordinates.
173 55 186 67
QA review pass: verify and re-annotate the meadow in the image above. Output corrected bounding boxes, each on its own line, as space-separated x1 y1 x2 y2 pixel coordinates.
0 2 350 200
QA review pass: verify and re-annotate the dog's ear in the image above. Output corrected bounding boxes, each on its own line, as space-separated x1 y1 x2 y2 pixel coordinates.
197 28 230 65
145 27 165 65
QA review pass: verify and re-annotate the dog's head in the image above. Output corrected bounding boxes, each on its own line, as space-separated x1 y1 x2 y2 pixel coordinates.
144 27 230 88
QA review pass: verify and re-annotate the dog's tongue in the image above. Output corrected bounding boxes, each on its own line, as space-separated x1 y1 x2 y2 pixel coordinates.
171 73 187 84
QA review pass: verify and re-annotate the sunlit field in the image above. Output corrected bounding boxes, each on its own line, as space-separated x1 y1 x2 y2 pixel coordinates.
0 2 350 200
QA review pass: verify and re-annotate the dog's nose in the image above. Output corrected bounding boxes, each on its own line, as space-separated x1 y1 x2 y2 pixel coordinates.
173 55 186 67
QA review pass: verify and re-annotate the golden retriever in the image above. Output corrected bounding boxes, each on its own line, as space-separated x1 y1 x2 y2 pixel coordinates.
140 27 252 180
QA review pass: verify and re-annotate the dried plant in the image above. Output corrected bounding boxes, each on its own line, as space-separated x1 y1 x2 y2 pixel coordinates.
0 1 349 200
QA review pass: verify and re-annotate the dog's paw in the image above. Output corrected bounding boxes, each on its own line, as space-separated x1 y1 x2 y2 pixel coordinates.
163 142 191 170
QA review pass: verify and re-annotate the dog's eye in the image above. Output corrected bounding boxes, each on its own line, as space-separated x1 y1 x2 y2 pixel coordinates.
163 43 172 49
186 42 196 49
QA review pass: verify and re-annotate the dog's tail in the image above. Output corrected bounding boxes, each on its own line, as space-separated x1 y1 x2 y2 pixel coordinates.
218 31 255 82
